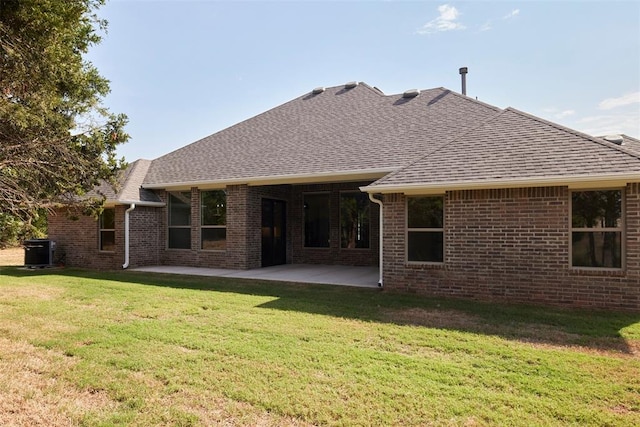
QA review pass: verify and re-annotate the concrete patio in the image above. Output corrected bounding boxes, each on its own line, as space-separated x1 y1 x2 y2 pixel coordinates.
130 264 381 288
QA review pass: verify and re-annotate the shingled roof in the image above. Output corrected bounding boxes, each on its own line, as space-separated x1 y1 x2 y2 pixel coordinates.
139 82 640 193
143 83 500 188
363 108 640 193
93 159 163 205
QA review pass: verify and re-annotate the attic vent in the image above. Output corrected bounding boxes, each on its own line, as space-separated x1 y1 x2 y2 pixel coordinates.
312 87 325 95
345 81 358 89
402 89 420 99
604 135 624 145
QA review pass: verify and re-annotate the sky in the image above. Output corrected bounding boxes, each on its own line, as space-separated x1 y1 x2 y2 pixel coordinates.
87 0 640 162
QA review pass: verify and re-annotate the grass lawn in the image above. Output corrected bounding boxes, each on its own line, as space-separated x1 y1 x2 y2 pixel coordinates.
0 264 639 426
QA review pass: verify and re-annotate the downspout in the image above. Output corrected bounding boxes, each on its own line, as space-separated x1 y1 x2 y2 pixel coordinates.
122 203 136 269
368 193 383 287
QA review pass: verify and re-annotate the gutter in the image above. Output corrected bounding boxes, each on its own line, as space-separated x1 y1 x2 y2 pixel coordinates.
122 203 136 269
367 193 384 287
141 168 395 190
362 172 640 195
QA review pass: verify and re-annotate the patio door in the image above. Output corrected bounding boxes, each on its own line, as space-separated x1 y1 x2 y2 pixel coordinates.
261 199 286 267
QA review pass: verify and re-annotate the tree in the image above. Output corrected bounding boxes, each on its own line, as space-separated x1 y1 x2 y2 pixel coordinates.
0 0 128 244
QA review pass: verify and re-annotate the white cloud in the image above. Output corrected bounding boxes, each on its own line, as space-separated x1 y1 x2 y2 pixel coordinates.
555 110 575 119
598 92 640 110
416 4 466 35
503 9 520 19
575 112 640 138
479 21 492 32
541 107 574 119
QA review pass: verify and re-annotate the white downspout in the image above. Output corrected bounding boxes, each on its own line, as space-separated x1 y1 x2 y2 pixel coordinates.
368 193 383 287
122 203 136 269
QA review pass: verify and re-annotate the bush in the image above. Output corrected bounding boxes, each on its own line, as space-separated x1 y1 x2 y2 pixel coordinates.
0 211 47 248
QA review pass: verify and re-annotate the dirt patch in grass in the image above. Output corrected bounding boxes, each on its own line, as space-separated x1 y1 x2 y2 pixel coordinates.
383 307 484 330
0 247 24 267
383 307 640 358
0 338 116 426
0 284 63 302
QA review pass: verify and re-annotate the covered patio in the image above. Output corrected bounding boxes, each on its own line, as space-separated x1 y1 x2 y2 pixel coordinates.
131 264 380 288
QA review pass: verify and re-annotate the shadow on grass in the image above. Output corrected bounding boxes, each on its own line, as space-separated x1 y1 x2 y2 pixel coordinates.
4 267 639 354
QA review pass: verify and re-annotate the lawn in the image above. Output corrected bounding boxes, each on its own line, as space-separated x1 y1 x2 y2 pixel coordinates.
0 264 639 426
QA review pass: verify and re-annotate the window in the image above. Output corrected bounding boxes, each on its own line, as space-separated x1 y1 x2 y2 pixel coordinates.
201 190 226 250
99 208 115 251
407 196 444 263
304 193 330 247
168 191 191 249
571 190 623 269
340 192 370 249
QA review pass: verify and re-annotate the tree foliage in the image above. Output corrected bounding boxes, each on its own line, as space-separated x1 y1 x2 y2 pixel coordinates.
0 0 128 240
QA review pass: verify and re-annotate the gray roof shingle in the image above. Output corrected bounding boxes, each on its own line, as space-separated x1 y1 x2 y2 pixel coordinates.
143 83 501 187
365 108 640 192
92 159 162 204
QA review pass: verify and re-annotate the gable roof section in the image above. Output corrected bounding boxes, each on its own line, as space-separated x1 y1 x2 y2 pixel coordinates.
143 83 501 189
363 108 640 194
93 159 163 206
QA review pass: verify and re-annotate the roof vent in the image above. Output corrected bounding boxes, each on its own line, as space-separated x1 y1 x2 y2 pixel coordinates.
459 66 468 96
312 87 325 95
402 89 420 99
345 81 359 89
604 135 624 145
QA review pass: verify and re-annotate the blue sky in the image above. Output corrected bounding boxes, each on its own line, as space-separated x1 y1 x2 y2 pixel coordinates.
88 1 640 162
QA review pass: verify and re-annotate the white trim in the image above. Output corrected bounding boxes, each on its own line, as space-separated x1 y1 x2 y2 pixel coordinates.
104 200 165 208
368 193 383 287
362 172 640 194
142 168 395 191
122 204 136 269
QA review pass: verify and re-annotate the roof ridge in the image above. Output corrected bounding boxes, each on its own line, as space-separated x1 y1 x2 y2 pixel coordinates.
435 87 503 113
504 107 640 161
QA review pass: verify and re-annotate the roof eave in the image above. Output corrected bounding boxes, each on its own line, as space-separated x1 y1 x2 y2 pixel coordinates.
361 172 640 195
104 199 166 207
142 168 396 191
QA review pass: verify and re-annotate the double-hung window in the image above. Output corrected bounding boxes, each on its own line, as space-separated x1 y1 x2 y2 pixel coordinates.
168 192 191 249
407 196 444 263
340 192 370 249
201 190 226 250
571 190 623 269
99 208 115 252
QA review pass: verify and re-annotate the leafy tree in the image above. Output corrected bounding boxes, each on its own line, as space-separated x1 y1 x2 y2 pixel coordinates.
0 0 128 244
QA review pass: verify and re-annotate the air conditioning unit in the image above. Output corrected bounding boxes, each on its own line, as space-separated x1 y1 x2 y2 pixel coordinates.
24 239 56 267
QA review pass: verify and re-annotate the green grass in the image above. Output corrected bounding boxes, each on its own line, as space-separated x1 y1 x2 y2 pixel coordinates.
1 267 639 426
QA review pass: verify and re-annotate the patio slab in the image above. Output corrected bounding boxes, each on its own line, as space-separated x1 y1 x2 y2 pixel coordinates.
130 264 381 288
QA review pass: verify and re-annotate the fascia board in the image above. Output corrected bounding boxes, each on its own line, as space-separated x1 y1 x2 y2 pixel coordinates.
142 168 396 191
361 172 640 194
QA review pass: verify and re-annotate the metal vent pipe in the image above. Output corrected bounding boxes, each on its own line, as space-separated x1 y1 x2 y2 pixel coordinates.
459 67 468 96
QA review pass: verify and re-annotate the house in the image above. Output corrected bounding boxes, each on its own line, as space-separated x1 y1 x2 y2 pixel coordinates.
47 82 640 310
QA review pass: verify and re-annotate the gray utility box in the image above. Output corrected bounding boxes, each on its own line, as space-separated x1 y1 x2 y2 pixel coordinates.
24 239 56 267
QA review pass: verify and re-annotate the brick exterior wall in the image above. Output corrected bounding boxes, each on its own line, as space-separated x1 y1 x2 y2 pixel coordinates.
48 205 162 270
291 182 380 267
383 185 640 311
154 182 379 269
